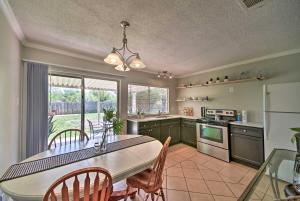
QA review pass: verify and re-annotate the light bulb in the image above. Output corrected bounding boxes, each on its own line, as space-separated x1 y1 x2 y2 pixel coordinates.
129 55 146 68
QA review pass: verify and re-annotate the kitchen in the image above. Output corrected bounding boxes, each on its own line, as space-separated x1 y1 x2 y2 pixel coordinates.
1 0 300 200
127 52 300 199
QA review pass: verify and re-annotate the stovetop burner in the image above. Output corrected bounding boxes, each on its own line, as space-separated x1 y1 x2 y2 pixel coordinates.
197 109 236 127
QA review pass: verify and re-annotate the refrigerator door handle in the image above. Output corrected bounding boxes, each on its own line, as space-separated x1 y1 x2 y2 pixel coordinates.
263 85 270 140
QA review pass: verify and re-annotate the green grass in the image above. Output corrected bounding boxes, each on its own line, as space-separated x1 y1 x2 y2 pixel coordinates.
49 113 104 140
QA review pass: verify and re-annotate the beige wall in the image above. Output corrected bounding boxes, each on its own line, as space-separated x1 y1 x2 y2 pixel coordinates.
0 9 21 174
22 46 178 127
177 53 300 122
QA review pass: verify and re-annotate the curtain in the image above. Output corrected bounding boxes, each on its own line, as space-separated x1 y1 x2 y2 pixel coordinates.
26 62 48 158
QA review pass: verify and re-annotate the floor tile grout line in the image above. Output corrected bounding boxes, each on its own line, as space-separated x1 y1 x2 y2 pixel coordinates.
166 144 256 201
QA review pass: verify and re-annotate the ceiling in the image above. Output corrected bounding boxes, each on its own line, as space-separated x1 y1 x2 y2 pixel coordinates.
7 0 300 76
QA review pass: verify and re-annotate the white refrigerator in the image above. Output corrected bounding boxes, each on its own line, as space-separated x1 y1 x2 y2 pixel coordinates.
263 82 300 159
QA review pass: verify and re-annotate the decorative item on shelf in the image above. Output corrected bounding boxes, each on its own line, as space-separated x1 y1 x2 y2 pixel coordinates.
224 76 229 82
104 21 146 72
202 96 209 101
216 77 220 84
240 71 250 79
208 78 213 84
256 73 265 80
157 71 174 79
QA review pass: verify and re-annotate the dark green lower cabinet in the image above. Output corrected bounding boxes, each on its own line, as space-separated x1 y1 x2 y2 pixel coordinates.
170 125 181 145
160 125 170 144
160 124 181 145
127 118 196 147
181 122 197 147
139 127 160 141
150 126 160 141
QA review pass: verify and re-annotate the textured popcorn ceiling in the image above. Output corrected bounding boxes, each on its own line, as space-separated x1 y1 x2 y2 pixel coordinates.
8 0 300 75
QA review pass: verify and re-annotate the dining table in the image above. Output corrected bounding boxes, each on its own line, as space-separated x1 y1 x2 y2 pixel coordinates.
0 134 162 201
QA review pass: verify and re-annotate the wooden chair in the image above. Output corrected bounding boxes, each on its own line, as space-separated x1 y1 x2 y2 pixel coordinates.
124 136 171 201
48 129 89 150
43 167 112 201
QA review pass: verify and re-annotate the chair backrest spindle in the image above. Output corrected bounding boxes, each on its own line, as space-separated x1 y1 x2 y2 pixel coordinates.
43 167 112 201
48 129 89 150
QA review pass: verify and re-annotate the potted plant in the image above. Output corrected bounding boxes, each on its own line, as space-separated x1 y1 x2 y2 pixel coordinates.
100 108 124 150
291 128 300 153
48 114 57 137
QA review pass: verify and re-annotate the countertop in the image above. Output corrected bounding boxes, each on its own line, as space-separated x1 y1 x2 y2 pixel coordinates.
229 121 264 128
127 115 199 122
127 116 264 128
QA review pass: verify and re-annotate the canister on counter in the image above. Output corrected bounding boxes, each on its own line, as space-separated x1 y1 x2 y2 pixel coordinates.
242 110 248 123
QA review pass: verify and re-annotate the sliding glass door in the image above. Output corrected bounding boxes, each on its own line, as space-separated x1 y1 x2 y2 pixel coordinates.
84 78 118 136
48 74 118 141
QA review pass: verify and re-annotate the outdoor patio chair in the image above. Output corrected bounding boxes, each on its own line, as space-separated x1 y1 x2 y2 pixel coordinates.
87 119 105 139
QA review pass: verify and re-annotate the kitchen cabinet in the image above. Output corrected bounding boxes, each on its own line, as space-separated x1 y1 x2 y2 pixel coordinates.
230 125 264 168
160 119 181 145
127 120 161 141
127 117 197 146
181 119 197 147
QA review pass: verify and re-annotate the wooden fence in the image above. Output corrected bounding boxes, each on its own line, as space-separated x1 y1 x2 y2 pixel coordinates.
49 100 116 115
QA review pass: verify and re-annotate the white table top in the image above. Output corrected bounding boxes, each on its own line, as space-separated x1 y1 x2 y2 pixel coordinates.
0 135 162 201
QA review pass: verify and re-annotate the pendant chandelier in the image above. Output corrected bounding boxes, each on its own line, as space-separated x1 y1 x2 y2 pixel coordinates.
104 21 146 72
157 71 174 79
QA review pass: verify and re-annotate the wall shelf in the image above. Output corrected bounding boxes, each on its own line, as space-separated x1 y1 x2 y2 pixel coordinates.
176 96 210 102
177 77 265 89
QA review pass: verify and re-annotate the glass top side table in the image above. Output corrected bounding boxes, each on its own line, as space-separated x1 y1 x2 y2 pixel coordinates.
240 149 298 201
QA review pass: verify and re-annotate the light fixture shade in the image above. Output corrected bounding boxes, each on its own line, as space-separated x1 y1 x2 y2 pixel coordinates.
115 64 130 72
129 56 146 68
104 52 122 65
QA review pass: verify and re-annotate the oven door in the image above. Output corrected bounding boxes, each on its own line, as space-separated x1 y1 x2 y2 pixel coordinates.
197 123 228 149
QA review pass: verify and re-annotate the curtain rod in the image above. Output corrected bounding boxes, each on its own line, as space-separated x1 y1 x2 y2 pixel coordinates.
22 58 127 79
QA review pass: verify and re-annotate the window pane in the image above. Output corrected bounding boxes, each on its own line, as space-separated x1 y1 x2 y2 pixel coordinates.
128 84 169 115
150 87 169 114
48 75 82 141
128 85 149 114
84 78 118 136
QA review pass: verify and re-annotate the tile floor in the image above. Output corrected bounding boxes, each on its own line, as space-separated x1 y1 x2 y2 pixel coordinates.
115 143 257 201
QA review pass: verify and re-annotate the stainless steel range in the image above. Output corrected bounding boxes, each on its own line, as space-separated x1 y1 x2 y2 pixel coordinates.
196 109 236 162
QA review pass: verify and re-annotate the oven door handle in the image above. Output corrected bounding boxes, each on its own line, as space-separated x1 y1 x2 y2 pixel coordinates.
199 123 226 129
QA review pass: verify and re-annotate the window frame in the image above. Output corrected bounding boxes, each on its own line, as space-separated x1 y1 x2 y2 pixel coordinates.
127 83 170 116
